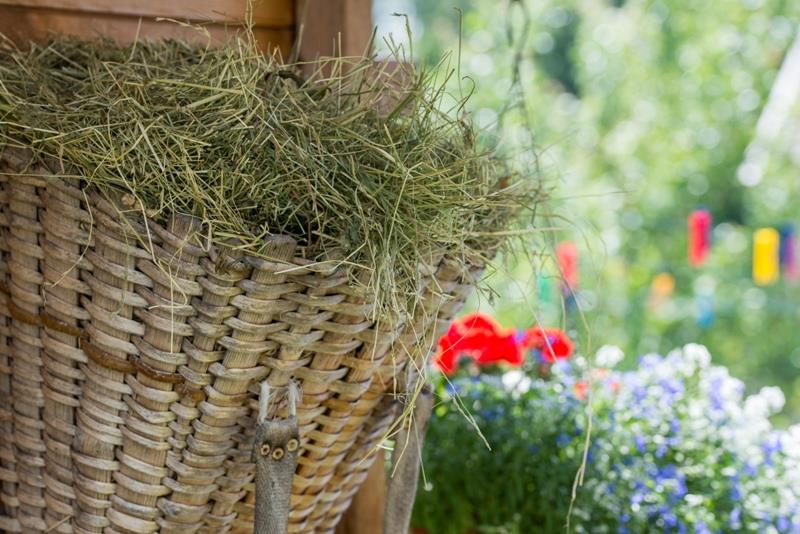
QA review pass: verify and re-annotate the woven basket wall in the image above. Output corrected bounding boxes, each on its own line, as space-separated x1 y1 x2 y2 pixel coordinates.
0 148 482 534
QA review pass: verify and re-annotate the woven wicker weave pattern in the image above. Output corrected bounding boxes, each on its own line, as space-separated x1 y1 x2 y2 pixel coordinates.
0 148 480 534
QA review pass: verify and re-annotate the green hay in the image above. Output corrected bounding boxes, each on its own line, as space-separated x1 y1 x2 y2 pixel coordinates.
0 35 541 320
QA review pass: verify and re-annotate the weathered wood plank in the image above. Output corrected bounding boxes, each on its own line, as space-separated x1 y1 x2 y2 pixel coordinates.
0 6 293 55
335 450 387 534
0 0 293 26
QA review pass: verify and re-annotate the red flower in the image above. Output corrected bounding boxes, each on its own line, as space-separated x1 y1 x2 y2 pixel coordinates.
609 378 621 394
521 327 574 363
434 315 574 374
435 313 523 374
574 380 588 401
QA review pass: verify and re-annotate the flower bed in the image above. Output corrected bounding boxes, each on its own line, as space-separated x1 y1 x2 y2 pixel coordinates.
413 344 800 533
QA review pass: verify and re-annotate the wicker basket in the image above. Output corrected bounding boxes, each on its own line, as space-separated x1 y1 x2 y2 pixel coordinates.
0 148 481 534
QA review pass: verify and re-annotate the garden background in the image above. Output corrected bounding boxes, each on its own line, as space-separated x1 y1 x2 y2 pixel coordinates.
375 0 800 420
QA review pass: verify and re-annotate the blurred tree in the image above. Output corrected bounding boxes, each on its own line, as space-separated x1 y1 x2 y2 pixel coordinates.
374 0 800 418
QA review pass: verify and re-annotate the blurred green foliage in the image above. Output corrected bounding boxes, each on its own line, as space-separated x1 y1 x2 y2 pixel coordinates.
375 0 800 418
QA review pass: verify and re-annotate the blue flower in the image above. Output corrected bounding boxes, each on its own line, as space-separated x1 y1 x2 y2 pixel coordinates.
730 480 742 502
730 507 742 530
673 477 688 500
635 435 647 453
695 521 712 534
708 376 726 412
553 359 572 375
556 433 571 447
777 516 790 532
743 461 758 477
762 433 782 466
660 377 684 400
639 354 662 369
669 418 681 435
631 482 647 505
480 407 504 421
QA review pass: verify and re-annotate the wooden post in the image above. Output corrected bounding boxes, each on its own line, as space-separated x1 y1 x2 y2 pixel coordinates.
294 0 373 59
335 450 386 534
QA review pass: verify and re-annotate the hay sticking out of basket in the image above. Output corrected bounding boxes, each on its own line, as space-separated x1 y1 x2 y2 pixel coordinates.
0 36 539 320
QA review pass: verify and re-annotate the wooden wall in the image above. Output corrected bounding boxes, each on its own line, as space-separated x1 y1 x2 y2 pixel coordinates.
0 0 295 54
0 0 373 59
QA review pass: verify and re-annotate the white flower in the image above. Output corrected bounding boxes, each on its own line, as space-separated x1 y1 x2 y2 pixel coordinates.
683 343 711 369
595 345 624 368
744 395 769 417
758 386 785 413
501 370 531 394
786 425 800 458
685 494 704 506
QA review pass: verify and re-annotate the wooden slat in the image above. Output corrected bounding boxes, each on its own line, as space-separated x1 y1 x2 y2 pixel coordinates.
335 450 386 534
0 6 293 55
0 0 293 26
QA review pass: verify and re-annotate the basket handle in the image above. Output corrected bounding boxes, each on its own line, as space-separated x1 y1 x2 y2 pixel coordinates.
253 382 300 534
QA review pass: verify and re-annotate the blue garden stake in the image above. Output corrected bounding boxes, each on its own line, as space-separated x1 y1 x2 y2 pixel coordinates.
696 294 714 329
538 274 552 305
779 223 798 281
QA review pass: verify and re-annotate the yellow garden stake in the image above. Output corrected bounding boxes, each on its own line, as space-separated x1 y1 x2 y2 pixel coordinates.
648 272 675 309
753 228 780 286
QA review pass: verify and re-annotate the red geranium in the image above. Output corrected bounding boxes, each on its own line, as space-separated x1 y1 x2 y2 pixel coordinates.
434 313 573 375
521 327 574 363
435 313 523 374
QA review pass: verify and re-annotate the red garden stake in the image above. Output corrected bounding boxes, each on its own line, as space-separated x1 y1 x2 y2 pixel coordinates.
556 241 579 294
688 208 712 267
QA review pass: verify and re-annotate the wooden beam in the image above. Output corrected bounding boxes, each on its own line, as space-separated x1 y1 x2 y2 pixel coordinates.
0 5 293 54
0 0 293 26
295 0 372 59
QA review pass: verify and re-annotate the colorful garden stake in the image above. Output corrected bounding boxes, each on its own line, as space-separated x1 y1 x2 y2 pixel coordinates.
648 272 676 309
779 223 798 282
688 208 712 266
556 241 579 294
695 294 715 329
753 227 780 286
537 274 552 305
